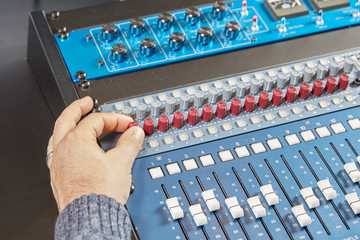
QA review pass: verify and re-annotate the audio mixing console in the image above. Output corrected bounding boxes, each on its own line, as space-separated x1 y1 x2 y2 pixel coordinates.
27 0 360 239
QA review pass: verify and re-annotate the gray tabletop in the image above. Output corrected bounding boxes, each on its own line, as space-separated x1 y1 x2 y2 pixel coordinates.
0 0 113 239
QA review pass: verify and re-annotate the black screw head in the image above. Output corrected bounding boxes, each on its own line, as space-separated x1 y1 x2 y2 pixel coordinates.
75 71 87 80
86 35 92 40
50 11 60 20
78 79 90 90
98 60 104 67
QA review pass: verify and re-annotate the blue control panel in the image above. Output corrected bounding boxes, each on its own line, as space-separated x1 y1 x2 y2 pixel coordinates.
99 48 360 239
55 0 360 83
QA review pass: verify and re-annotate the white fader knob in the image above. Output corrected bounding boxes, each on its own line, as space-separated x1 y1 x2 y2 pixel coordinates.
344 162 360 183
225 196 244 219
247 196 266 218
189 204 208 227
292 205 312 227
165 197 184 220
300 187 320 209
260 184 279 206
278 17 287 33
201 189 220 212
317 179 337 200
345 192 360 214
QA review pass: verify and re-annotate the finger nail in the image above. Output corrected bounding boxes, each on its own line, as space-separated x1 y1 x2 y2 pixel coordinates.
132 127 145 144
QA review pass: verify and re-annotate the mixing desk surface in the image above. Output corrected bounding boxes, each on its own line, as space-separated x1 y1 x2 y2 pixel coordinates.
27 0 360 239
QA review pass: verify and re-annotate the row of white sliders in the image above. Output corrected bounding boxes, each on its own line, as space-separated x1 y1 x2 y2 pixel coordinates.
344 155 360 216
165 180 360 228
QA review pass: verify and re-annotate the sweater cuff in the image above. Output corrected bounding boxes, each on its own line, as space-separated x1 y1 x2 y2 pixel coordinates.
55 195 131 240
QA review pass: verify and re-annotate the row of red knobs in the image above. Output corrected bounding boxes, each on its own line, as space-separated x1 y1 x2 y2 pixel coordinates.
129 75 349 135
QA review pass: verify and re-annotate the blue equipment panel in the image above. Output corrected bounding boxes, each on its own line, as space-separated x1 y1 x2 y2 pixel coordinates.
55 0 360 83
99 48 360 239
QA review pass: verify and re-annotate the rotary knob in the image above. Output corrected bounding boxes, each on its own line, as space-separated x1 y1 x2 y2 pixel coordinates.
202 105 213 122
208 87 219 104
225 21 240 40
172 112 184 128
197 27 214 45
236 82 247 97
258 92 269 109
130 18 145 36
290 70 301 86
169 32 185 51
111 44 127 63
325 77 337 93
143 118 155 135
244 95 255 112
312 80 324 96
338 74 349 90
299 83 310 99
158 115 169 132
180 94 191 110
263 76 273 91
194 91 204 107
250 78 261 94
185 7 201 26
222 84 232 100
276 72 288 89
136 103 147 119
165 97 176 113
271 89 283 106
187 109 199 125
150 100 161 116
140 38 156 57
303 67 314 82
329 62 339 77
212 1 228 20
216 102 227 118
285 87 297 103
158 12 174 31
344 58 354 73
102 23 117 42
316 64 328 80
230 98 241 115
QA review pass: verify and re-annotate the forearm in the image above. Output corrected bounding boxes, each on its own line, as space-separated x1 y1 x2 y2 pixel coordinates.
55 194 131 240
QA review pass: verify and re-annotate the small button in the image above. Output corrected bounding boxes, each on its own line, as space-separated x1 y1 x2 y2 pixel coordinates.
179 132 190 141
200 84 210 91
293 64 304 72
348 118 360 130
267 69 277 77
115 102 125 110
332 97 342 105
255 72 265 80
193 129 204 138
241 75 251 83
281 66 291 75
129 99 139 107
148 167 164 179
319 100 330 108
214 81 224 89
266 138 282 150
172 90 182 98
199 154 215 167
345 94 356 102
149 139 160 148
164 136 175 145
234 146 251 158
208 125 219 134
250 116 262 124
285 134 300 146
315 126 331 138
227 77 238 86
186 87 196 95
166 163 182 175
278 109 290 118
300 130 316 142
330 123 346 134
236 119 247 127
144 96 154 104
305 103 316 111
158 93 168 101
218 150 235 162
292 106 302 114
183 159 198 171
251 142 267 154
222 122 233 131
264 112 276 121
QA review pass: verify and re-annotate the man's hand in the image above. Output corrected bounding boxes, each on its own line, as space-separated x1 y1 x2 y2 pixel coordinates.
47 96 145 212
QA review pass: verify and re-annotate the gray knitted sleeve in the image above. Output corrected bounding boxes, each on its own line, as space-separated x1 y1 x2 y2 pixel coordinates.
55 195 131 240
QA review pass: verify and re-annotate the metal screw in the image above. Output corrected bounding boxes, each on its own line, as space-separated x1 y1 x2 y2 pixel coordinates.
59 31 69 39
78 79 90 90
98 60 104 67
56 26 67 34
86 35 92 40
130 183 135 194
50 11 60 20
252 37 257 42
75 71 87 80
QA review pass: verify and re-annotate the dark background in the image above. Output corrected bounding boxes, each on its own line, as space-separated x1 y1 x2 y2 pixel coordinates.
0 0 114 239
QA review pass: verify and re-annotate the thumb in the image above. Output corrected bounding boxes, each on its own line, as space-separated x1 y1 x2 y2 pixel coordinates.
106 126 145 167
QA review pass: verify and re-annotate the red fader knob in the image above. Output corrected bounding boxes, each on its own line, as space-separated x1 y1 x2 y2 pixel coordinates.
128 121 139 128
258 92 269 109
157 115 169 132
201 105 213 122
271 89 283 106
216 102 227 118
312 80 324 96
325 77 337 93
244 95 255 112
230 98 241 115
285 87 297 103
187 109 198 125
143 118 154 135
172 112 184 129
338 74 349 90
299 83 310 99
